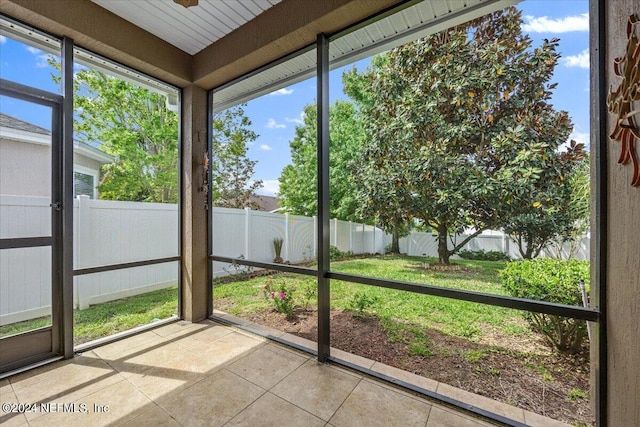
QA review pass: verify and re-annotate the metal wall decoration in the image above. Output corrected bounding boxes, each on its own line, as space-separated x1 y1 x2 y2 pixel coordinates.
607 14 640 186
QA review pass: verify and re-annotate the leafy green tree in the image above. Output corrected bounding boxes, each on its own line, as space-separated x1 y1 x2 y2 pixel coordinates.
278 101 366 221
211 107 263 208
69 67 179 203
345 7 583 263
502 140 587 259
52 59 262 206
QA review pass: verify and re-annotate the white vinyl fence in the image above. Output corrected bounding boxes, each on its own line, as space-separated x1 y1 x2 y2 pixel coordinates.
0 194 590 325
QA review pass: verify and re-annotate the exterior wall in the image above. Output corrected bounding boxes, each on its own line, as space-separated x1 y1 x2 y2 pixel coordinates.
73 153 102 173
0 137 104 198
603 1 640 426
0 137 50 197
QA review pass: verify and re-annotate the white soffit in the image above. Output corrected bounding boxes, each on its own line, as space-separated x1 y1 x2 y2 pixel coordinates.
92 0 282 55
212 0 519 113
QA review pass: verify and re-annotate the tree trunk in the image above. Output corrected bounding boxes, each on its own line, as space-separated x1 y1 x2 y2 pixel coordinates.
390 225 400 253
437 223 451 264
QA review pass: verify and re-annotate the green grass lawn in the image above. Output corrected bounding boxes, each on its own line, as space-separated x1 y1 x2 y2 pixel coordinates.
0 256 525 346
0 286 178 344
215 255 529 341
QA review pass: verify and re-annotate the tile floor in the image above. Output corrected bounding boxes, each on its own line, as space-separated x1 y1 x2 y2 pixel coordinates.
0 320 569 427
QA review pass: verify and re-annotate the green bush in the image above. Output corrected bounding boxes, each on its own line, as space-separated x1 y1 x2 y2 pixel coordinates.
348 291 379 313
500 259 589 353
458 249 510 261
329 245 353 260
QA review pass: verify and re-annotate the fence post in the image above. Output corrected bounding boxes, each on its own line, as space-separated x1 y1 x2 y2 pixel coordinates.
77 195 90 310
244 207 251 260
349 221 353 253
313 216 317 257
371 225 375 253
333 218 338 248
285 213 290 261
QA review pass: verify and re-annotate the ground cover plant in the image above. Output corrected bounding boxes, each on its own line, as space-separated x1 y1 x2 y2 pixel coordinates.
214 255 593 426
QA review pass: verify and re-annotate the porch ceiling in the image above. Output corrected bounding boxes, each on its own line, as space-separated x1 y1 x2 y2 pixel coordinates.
1 0 516 94
91 0 283 56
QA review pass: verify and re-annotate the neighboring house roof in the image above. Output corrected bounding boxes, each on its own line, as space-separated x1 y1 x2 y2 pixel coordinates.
249 195 280 212
0 113 50 135
0 112 113 164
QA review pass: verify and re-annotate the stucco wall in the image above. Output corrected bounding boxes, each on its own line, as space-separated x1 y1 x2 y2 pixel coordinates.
603 1 640 425
0 138 50 197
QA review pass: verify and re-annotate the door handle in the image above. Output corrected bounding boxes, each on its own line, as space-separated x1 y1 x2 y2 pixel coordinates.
50 202 62 211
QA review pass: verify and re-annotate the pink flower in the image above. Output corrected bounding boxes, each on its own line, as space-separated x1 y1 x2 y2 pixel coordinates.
270 292 275 298
263 284 268 290
279 292 286 300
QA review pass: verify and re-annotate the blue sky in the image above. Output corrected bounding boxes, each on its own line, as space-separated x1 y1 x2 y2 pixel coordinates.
0 1 589 197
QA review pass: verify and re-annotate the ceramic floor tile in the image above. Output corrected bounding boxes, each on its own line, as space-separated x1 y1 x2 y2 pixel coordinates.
227 343 309 389
11 355 120 404
125 364 210 401
426 406 493 427
0 387 28 427
120 403 181 427
29 378 155 427
436 382 526 423
370 361 439 392
0 378 11 395
191 330 266 362
329 379 431 427
225 392 325 427
270 359 361 421
91 330 168 361
8 354 107 391
108 341 197 378
158 369 264 427
152 320 213 338
169 323 235 353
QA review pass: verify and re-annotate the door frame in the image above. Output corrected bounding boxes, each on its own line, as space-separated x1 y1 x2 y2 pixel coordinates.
0 79 65 374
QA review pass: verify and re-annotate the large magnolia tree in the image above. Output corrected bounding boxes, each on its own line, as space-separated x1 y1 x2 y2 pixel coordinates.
345 7 585 263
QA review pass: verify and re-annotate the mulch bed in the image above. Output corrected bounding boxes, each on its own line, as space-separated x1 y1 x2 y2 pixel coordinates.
244 306 594 426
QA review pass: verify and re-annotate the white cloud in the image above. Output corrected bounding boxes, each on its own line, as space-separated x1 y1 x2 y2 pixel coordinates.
266 118 285 129
256 180 280 197
522 13 589 33
269 88 293 96
569 131 589 146
285 111 305 125
0 35 7 44
25 46 52 68
260 144 272 151
560 130 590 151
564 49 589 69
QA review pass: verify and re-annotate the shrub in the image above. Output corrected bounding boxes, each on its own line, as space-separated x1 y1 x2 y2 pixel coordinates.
262 279 295 320
458 249 510 261
329 245 353 260
348 291 378 314
273 238 284 263
500 259 589 353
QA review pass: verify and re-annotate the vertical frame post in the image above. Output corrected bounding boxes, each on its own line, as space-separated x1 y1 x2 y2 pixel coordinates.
317 33 330 362
590 0 607 425
61 36 74 359
207 90 214 317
